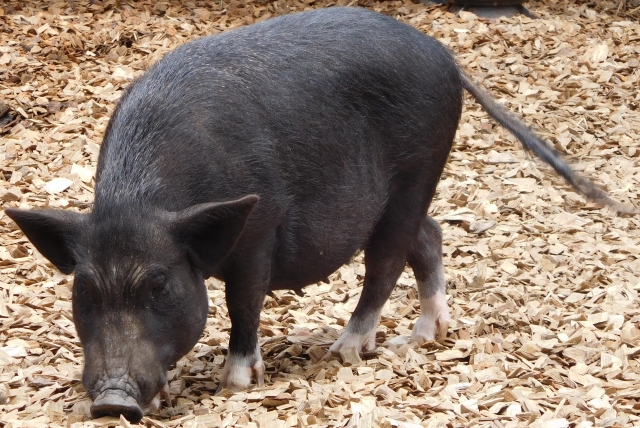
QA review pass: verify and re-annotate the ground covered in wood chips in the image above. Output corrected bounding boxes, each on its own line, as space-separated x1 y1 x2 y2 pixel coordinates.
1 0 640 427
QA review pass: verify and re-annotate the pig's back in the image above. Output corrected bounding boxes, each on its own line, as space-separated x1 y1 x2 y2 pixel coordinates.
95 7 463 287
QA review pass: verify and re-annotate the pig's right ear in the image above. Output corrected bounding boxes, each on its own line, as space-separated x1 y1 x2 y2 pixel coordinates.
5 208 85 275
172 195 259 276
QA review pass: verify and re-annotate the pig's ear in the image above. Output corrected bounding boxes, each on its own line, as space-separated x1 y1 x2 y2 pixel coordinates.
172 195 259 276
5 208 85 275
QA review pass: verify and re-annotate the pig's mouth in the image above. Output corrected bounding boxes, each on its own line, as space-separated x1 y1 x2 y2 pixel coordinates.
90 381 171 423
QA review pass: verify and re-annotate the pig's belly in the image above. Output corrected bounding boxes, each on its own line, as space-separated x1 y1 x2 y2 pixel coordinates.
269 195 384 291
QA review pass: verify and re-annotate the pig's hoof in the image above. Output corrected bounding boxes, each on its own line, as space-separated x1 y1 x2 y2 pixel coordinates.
328 329 377 356
411 312 450 344
411 292 450 344
219 353 265 392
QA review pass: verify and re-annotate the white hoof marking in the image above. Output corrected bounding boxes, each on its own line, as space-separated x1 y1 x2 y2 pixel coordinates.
220 345 264 392
329 329 377 354
411 291 450 344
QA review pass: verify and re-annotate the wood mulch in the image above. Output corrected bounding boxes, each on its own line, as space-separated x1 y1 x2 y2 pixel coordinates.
0 0 639 427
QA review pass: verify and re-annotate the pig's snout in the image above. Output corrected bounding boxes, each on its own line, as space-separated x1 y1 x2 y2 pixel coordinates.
90 390 143 422
88 375 171 423
88 373 147 422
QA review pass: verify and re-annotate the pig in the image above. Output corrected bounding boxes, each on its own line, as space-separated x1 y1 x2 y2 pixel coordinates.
5 6 630 423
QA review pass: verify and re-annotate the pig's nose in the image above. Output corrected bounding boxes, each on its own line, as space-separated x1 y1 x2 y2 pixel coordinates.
90 391 144 423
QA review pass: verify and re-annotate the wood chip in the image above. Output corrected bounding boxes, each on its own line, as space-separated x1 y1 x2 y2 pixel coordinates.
339 346 362 366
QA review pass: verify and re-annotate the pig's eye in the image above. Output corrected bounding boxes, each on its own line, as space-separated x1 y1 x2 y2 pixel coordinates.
153 282 166 294
149 274 168 297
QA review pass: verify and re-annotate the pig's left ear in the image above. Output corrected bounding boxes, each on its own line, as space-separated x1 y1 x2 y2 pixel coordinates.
172 195 259 276
5 208 86 275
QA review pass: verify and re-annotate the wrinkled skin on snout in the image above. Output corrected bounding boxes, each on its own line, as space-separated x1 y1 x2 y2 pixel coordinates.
5 196 257 422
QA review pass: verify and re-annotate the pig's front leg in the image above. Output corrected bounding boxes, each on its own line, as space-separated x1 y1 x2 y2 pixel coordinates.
219 256 271 392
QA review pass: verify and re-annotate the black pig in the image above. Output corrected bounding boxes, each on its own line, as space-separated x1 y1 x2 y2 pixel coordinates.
5 7 629 423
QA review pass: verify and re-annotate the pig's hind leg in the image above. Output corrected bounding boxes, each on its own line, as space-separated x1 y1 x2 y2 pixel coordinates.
329 195 419 354
407 216 450 344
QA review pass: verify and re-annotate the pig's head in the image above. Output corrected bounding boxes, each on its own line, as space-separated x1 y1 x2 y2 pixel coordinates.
5 195 258 422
